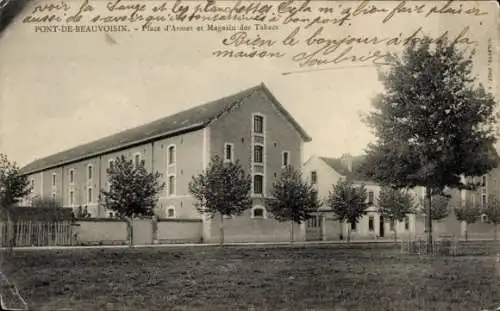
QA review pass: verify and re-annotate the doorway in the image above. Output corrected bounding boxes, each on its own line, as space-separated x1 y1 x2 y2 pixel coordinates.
305 215 324 241
379 216 385 237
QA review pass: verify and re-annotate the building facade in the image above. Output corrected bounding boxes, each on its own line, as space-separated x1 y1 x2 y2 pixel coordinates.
20 83 312 243
301 153 500 241
419 166 500 240
302 154 421 241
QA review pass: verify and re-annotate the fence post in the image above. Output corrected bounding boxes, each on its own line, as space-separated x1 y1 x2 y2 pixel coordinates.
38 222 41 246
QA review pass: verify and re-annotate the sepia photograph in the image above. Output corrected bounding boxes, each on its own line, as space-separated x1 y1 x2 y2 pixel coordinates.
0 0 499 310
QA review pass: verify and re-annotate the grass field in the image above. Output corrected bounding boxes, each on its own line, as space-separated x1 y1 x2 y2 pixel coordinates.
1 243 500 311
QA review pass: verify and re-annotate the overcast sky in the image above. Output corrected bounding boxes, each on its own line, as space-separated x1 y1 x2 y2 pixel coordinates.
0 0 498 167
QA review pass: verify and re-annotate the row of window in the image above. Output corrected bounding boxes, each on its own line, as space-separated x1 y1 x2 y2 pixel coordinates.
366 216 410 232
306 216 410 232
48 146 179 187
223 143 290 166
465 193 488 209
62 176 178 206
66 187 93 205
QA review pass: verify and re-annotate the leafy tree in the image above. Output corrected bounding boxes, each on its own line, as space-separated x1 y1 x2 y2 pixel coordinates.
0 0 28 35
359 38 497 252
454 194 482 241
101 155 165 217
101 155 165 245
31 196 62 209
326 179 368 242
266 165 320 242
482 195 500 241
189 155 252 245
0 153 31 208
422 193 450 222
377 187 416 241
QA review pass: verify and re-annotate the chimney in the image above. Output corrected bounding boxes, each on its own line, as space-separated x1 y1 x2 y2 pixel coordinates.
340 153 352 172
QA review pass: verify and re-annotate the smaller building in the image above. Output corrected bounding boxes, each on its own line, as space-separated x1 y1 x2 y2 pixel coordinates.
302 154 420 241
421 166 500 240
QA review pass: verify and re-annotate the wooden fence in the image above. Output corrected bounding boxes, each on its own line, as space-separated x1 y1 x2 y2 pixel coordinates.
0 220 74 247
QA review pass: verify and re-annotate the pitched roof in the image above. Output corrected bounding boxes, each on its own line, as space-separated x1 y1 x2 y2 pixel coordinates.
20 83 311 175
319 155 375 183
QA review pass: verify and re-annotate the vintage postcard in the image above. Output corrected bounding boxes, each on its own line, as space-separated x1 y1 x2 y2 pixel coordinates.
0 0 499 310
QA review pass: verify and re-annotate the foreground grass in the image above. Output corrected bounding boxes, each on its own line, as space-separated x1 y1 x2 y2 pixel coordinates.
1 243 500 311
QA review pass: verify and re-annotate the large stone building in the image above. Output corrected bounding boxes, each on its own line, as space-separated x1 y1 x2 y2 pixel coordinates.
19 83 312 243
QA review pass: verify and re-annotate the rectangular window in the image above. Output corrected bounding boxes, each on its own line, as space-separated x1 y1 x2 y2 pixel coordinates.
368 191 374 204
368 216 374 231
253 175 263 194
282 151 289 167
404 216 410 231
88 187 93 203
311 171 317 184
482 194 487 209
168 175 176 195
253 145 263 163
482 175 487 187
351 221 356 231
224 143 233 162
390 219 395 231
167 207 175 218
168 145 176 165
52 173 56 186
88 165 93 180
69 169 74 183
134 154 141 167
69 190 74 205
253 115 264 134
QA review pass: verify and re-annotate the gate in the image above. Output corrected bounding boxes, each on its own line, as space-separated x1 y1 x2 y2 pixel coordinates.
305 215 324 241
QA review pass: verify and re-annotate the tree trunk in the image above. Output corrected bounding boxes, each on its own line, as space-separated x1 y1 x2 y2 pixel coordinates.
219 214 224 246
347 223 351 243
339 220 343 240
394 221 398 242
425 187 433 254
290 220 294 243
125 216 133 247
495 223 499 262
464 223 468 242
494 223 498 241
